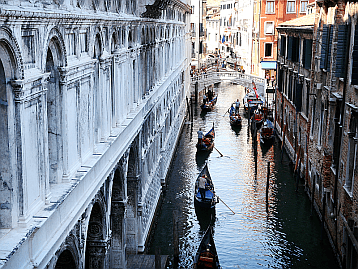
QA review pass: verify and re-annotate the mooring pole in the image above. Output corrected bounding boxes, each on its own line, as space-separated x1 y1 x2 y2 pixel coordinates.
173 210 179 263
186 97 191 121
155 247 161 269
266 162 270 202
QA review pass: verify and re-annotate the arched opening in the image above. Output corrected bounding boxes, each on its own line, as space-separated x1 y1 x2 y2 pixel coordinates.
0 38 18 228
93 34 102 142
109 167 126 268
55 249 77 269
46 39 63 184
85 202 106 269
0 42 12 228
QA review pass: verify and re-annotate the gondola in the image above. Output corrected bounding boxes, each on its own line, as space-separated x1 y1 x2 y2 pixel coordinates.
193 226 221 269
228 107 242 127
194 164 218 209
200 96 218 112
260 119 275 143
196 125 215 152
243 90 264 115
251 108 264 126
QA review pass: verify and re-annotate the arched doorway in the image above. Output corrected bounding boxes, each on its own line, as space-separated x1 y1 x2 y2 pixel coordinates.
110 167 126 268
93 34 102 143
46 38 63 184
0 39 17 229
85 202 106 269
55 249 77 269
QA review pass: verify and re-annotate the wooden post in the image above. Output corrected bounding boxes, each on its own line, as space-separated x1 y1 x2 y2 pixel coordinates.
266 162 270 202
311 175 315 217
173 210 179 263
191 96 194 121
186 97 191 121
155 247 161 269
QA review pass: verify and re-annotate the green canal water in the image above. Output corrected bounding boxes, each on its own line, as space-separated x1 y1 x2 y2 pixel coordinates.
147 83 339 269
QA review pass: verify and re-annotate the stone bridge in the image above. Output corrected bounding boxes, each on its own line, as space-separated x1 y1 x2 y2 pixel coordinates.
191 71 266 96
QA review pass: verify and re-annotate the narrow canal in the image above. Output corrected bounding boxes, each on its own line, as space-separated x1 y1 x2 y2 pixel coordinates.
147 83 339 269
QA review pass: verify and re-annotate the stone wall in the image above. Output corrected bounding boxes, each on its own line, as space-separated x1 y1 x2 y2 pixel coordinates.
0 0 191 268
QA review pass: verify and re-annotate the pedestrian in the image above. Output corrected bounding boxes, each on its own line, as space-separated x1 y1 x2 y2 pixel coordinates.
198 176 207 199
266 73 270 86
271 76 275 87
197 128 204 144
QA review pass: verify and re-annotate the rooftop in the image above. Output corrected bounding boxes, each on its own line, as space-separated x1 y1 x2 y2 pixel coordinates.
278 13 315 27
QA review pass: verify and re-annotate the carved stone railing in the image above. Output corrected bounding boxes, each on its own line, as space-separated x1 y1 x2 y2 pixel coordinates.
190 70 266 94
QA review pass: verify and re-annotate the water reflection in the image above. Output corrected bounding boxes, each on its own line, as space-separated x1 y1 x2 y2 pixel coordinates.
147 83 338 269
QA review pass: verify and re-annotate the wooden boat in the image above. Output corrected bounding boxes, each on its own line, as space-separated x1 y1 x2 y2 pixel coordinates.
193 226 221 269
243 90 264 115
260 119 275 143
228 106 242 127
196 125 215 152
201 96 218 112
251 109 264 125
194 164 218 209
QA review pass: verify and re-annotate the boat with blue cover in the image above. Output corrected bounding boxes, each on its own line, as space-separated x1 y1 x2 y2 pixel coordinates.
243 90 264 115
201 96 218 112
194 164 218 209
228 105 242 127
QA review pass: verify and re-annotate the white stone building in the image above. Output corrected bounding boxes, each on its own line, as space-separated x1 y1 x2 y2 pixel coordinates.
206 5 220 54
234 0 253 72
0 0 191 268
219 0 236 57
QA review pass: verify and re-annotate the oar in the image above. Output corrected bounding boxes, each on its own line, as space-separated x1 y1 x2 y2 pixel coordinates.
214 146 223 157
208 189 235 214
222 110 229 117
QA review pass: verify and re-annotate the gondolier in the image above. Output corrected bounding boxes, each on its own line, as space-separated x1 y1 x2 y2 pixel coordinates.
197 128 204 144
235 99 240 113
199 176 207 199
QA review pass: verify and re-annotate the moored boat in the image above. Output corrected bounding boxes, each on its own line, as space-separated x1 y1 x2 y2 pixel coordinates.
201 96 218 112
260 119 275 143
243 90 264 115
251 109 264 126
194 164 218 209
193 225 221 269
196 125 215 152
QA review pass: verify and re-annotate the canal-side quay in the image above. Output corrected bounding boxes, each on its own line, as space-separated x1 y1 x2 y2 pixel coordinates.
147 83 339 269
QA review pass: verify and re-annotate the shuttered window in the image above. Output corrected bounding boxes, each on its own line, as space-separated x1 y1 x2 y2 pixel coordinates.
320 25 333 70
292 37 300 62
335 24 349 78
303 39 312 70
352 26 358 85
287 36 293 60
280 36 286 57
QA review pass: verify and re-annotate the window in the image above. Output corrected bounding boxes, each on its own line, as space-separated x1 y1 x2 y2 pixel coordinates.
287 0 295 13
345 116 357 194
300 0 308 13
266 0 275 14
264 22 275 35
264 43 273 57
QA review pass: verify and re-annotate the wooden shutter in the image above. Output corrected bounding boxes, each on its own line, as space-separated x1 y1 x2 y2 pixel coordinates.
352 26 358 85
335 25 348 78
303 39 312 70
320 25 329 69
287 36 293 60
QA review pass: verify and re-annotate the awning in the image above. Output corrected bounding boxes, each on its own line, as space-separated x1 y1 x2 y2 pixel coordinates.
261 61 277 70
